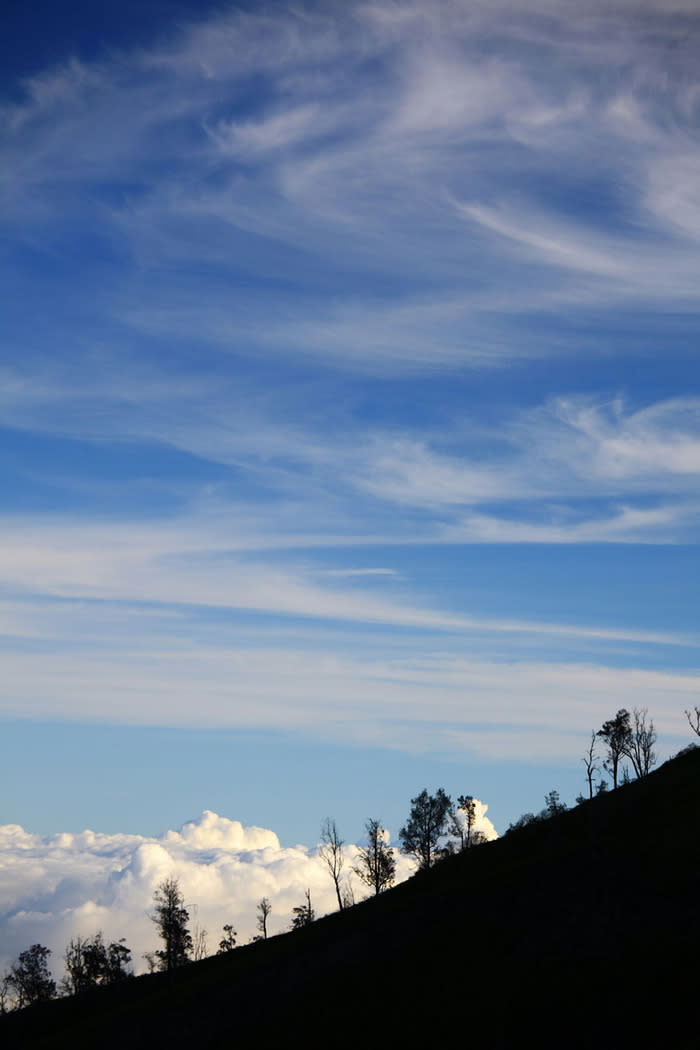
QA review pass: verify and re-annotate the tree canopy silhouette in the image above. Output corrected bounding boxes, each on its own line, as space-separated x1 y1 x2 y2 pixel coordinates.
6 945 55 1009
598 709 632 788
290 889 315 930
62 933 131 995
399 788 452 870
150 878 192 974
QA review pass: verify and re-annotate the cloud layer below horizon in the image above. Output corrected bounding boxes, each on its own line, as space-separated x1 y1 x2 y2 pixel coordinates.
0 806 497 976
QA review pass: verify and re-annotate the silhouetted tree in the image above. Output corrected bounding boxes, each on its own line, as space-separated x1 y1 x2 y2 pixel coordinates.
685 706 700 737
150 877 192 974
6 944 55 1009
62 932 131 995
106 939 131 982
217 924 237 954
399 788 453 870
625 707 657 778
0 973 11 1014
449 794 477 851
582 731 599 800
506 812 539 833
598 709 632 788
543 790 567 817
290 888 315 930
319 818 346 911
341 883 355 908
353 818 396 895
256 897 272 940
191 924 208 961
62 936 89 997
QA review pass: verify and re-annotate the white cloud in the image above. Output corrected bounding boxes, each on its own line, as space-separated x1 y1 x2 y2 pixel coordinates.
207 104 326 158
547 397 700 481
5 0 700 362
450 799 498 843
358 437 524 506
442 504 693 545
455 199 700 301
1 609 697 755
356 396 700 527
0 516 696 646
3 353 700 543
0 811 423 977
456 202 632 279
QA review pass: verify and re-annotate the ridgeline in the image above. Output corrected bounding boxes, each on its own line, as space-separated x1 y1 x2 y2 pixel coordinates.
3 746 699 1049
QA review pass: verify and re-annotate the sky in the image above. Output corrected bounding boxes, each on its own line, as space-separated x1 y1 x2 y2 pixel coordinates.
2 0 700 974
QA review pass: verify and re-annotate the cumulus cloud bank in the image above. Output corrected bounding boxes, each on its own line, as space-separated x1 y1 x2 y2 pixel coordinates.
0 808 497 977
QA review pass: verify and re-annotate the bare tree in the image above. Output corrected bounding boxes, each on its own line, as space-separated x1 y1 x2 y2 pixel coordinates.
582 731 599 800
353 818 396 896
685 706 700 738
142 952 157 974
624 707 657 778
191 925 208 962
256 897 272 940
0 973 11 1014
319 818 346 911
341 883 355 909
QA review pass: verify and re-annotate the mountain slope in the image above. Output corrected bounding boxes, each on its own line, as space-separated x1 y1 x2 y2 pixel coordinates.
3 745 699 1049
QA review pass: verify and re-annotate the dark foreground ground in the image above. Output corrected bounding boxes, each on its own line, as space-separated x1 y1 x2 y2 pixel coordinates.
3 746 699 1049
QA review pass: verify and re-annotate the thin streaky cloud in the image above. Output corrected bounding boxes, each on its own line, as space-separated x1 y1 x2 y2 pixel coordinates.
0 521 696 649
313 568 400 577
2 644 697 756
440 504 697 546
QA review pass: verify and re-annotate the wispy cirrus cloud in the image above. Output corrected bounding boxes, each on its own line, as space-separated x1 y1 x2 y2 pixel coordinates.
441 504 695 545
4 0 700 378
3 515 694 642
545 398 700 481
3 352 700 543
2 616 697 751
354 396 700 536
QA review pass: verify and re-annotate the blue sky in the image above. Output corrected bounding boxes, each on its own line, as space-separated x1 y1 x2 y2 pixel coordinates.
2 0 700 847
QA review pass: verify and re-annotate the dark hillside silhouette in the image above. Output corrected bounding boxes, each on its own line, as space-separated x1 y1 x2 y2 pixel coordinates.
3 746 699 1050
